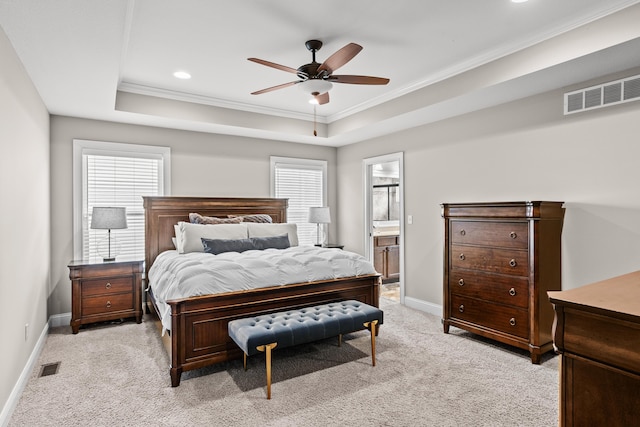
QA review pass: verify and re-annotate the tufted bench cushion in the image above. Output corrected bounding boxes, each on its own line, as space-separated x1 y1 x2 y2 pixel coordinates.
228 300 383 399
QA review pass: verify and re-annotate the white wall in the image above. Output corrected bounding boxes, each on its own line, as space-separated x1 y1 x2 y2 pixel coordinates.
0 27 50 421
337 68 640 307
49 116 338 316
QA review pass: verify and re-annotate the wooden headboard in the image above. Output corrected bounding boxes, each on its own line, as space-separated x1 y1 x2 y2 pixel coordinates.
143 196 288 278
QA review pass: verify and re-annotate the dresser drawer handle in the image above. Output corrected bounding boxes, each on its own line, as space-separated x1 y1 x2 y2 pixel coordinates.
458 279 465 286
509 318 516 326
510 232 517 239
106 301 112 308
105 282 112 289
459 229 466 236
509 259 517 267
459 253 465 260
509 287 516 296
459 304 465 313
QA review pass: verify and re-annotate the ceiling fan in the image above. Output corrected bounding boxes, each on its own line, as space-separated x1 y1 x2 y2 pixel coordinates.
248 40 390 105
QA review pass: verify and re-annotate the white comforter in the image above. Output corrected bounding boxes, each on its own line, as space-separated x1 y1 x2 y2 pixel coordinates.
148 246 377 332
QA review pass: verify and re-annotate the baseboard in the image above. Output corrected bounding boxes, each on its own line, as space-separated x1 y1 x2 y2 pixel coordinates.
0 321 50 427
403 296 442 318
49 312 71 328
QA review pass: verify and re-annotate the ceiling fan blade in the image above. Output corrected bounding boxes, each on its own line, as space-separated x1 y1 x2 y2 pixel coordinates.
248 58 299 74
314 92 330 105
251 81 299 95
317 43 363 74
329 75 390 85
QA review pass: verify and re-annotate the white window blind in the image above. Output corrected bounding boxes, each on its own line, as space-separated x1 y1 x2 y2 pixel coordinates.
73 140 170 261
271 157 327 246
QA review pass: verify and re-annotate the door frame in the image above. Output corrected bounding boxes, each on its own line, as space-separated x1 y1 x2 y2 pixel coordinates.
363 152 404 304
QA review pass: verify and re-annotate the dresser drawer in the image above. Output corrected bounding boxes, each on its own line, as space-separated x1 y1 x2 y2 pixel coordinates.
450 294 529 338
82 293 134 316
451 244 528 276
81 276 133 296
449 271 528 309
451 221 528 249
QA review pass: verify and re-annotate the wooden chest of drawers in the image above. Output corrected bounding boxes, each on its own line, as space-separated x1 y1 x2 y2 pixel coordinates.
442 201 564 363
549 271 640 426
68 259 143 333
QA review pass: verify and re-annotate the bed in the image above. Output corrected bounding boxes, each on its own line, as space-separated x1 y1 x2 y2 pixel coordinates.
143 196 381 387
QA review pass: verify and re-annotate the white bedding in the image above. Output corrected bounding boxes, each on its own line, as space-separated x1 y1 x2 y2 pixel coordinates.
148 246 377 332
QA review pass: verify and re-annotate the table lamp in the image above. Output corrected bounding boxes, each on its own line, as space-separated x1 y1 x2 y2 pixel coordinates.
90 207 127 261
308 206 331 246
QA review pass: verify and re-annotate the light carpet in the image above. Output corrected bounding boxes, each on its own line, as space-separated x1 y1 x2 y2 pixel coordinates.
9 297 558 426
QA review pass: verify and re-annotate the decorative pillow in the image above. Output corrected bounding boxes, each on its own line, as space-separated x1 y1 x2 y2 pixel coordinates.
201 234 290 255
176 222 248 253
228 214 273 223
247 223 298 246
250 234 290 250
201 237 255 255
189 212 243 225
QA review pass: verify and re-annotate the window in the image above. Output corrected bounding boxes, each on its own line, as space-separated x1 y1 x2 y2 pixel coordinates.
73 140 171 260
270 156 327 246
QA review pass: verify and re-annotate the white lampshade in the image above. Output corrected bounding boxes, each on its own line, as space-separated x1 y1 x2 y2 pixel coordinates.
90 207 127 230
308 207 331 224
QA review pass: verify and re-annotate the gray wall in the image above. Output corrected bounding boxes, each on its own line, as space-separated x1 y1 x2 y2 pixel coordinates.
337 69 640 308
49 116 338 316
0 27 50 419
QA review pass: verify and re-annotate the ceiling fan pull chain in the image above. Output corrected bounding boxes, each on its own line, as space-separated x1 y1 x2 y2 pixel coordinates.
313 105 317 137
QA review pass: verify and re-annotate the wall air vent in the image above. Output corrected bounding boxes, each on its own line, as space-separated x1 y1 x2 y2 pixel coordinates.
564 74 640 115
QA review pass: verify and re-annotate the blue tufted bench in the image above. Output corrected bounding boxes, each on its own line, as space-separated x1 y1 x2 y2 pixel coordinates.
228 300 383 399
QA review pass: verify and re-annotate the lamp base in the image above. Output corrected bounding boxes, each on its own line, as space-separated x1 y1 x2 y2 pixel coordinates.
97 235 121 263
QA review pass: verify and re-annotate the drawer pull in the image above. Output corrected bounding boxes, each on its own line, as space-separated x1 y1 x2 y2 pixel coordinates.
105 282 112 289
458 278 465 286
510 231 517 239
459 229 466 236
106 301 111 308
459 253 465 260
509 318 516 326
459 304 465 313
509 287 516 296
509 259 517 267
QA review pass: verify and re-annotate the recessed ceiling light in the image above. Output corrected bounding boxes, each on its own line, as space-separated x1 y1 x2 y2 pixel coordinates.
511 0 528 3
173 71 191 80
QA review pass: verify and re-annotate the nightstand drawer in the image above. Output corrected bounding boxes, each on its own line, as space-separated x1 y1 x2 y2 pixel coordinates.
82 293 134 316
82 276 133 296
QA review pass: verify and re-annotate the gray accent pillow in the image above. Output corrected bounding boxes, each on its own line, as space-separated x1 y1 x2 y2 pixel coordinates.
201 234 290 255
250 234 290 250
201 237 255 255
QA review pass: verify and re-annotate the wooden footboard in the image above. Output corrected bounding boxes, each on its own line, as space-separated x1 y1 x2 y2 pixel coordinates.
149 274 380 387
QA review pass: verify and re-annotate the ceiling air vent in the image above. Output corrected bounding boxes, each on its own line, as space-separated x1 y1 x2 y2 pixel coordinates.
564 74 640 115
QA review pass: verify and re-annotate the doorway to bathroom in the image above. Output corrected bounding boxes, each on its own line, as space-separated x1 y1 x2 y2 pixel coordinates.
363 153 404 303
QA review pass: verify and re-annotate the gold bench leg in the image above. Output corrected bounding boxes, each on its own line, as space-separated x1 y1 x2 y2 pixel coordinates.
256 342 278 399
243 352 247 371
338 334 342 347
363 320 379 366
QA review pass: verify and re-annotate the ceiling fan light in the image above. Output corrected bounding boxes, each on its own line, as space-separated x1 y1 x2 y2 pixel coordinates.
298 79 333 95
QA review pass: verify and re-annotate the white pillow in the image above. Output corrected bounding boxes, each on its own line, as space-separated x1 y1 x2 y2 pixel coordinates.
176 222 249 254
247 223 298 246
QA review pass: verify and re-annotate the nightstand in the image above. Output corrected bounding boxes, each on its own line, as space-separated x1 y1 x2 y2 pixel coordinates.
68 258 143 333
